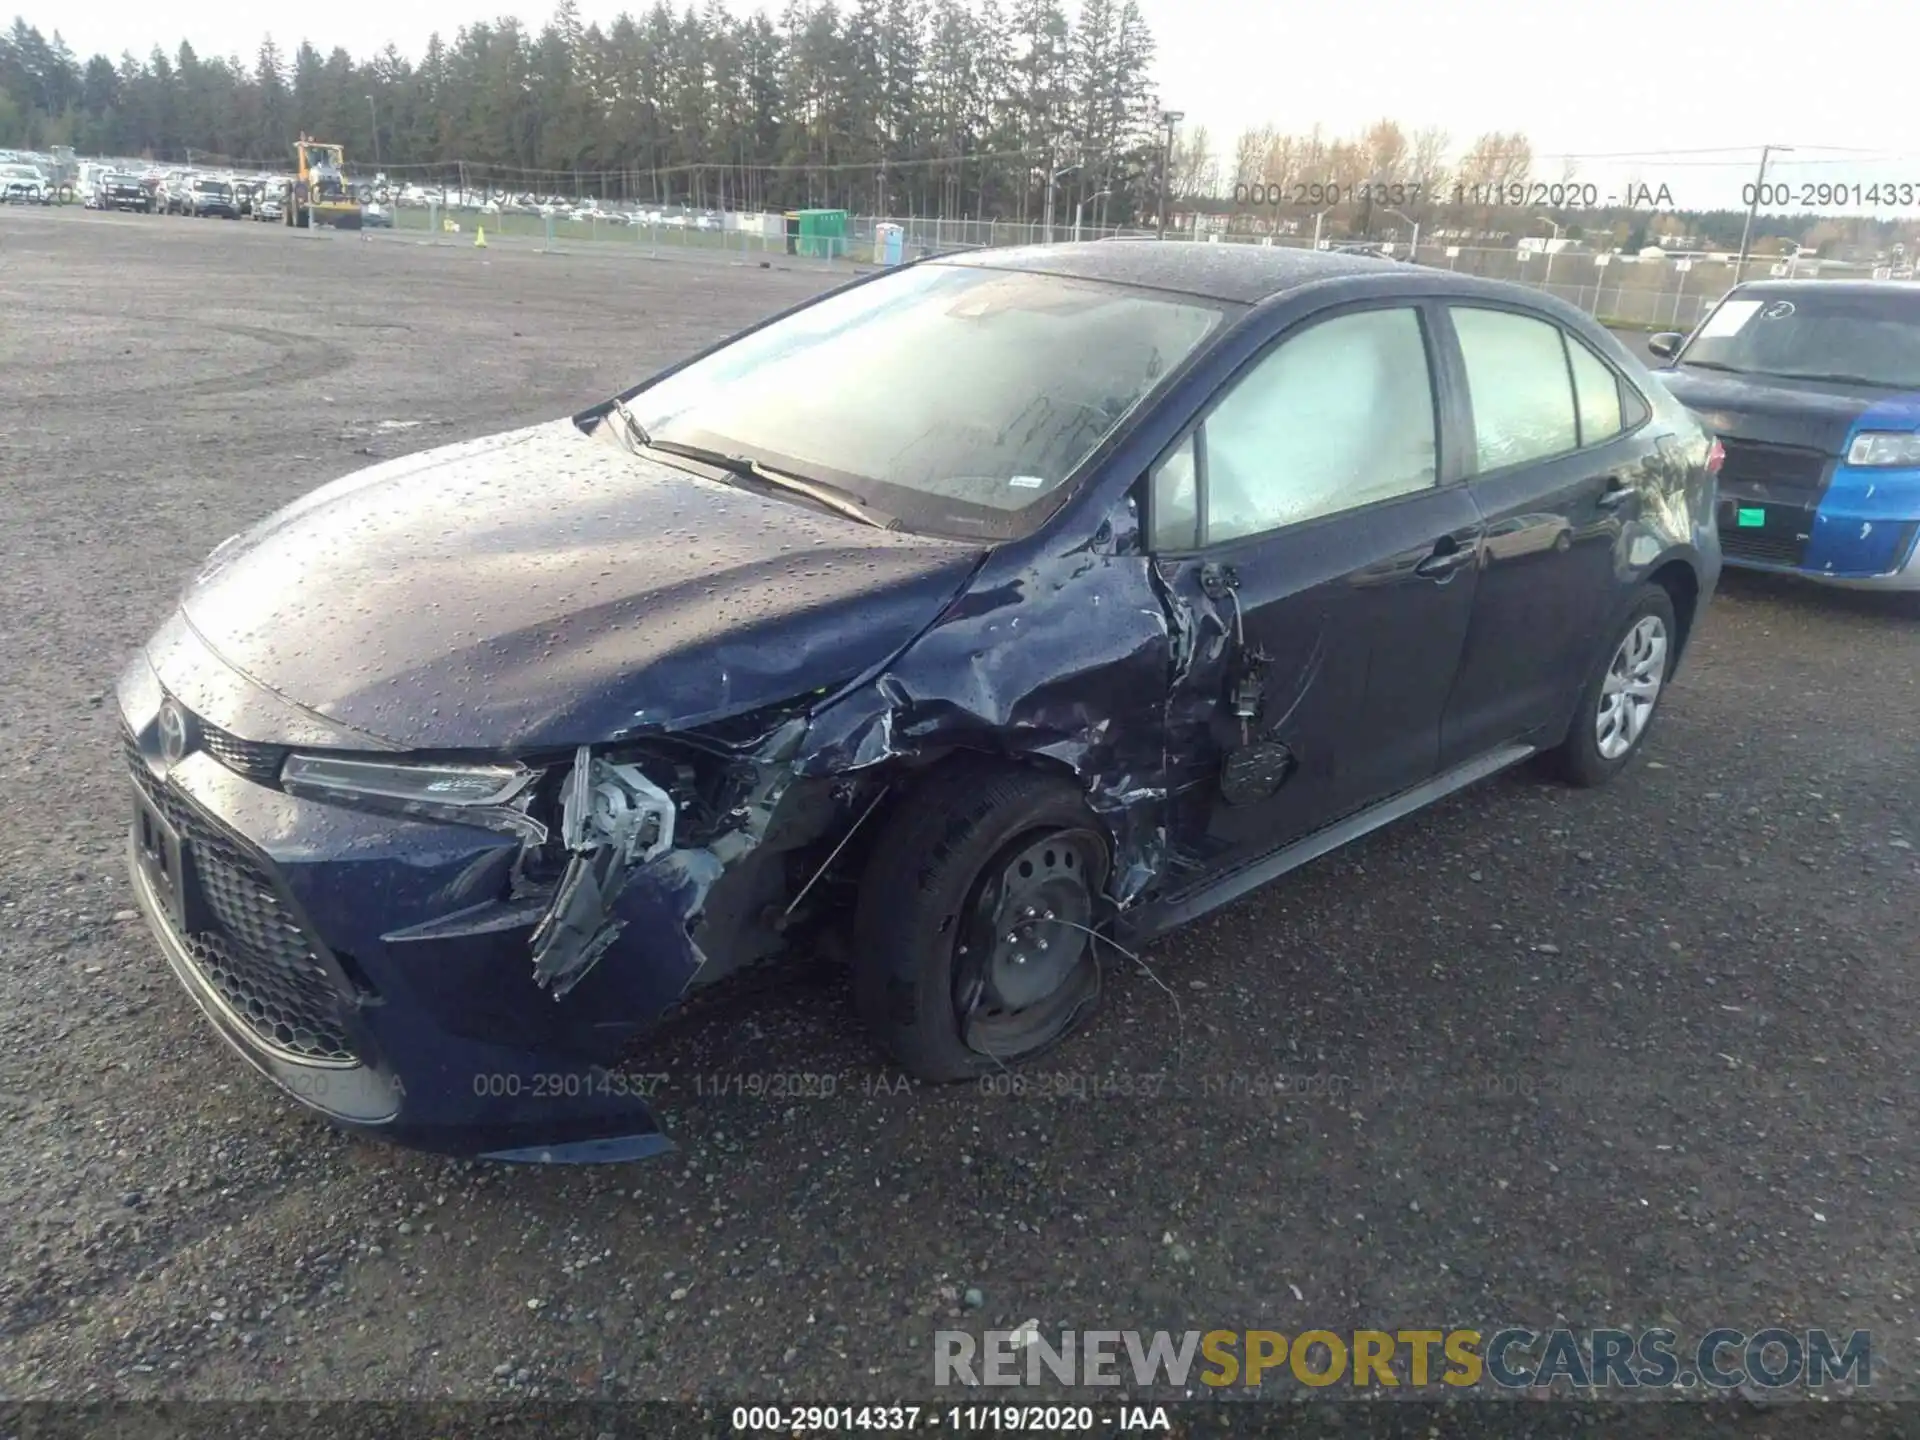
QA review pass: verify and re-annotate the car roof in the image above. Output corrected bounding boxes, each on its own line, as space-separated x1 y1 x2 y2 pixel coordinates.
1730 278 1918 298
939 240 1402 303
925 241 1627 345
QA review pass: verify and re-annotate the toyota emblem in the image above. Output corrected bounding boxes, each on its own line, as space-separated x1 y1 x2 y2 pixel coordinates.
157 698 193 766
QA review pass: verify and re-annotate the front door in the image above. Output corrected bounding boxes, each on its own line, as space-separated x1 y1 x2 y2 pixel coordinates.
1150 302 1486 874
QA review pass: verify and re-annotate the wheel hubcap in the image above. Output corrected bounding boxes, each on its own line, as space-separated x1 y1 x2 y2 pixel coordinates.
954 828 1104 1059
1595 614 1668 761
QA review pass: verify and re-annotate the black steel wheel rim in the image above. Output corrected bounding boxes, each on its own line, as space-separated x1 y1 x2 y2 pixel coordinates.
953 827 1104 1060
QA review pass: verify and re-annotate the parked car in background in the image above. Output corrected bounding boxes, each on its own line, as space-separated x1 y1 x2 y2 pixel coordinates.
254 186 286 223
98 171 153 212
1652 280 1920 591
187 177 240 219
155 172 195 214
361 200 393 228
0 161 51 204
118 243 1719 1162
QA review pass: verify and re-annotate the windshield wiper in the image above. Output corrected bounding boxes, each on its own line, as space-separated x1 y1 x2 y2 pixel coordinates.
635 436 896 530
1745 369 1904 389
1677 359 1744 373
605 396 650 453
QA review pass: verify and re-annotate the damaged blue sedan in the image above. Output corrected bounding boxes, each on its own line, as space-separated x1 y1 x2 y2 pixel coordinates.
118 243 1721 1162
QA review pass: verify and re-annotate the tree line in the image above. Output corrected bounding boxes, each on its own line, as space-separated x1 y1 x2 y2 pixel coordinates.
0 2 1166 222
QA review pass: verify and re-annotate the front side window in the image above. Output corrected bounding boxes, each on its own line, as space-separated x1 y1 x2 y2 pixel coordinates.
1451 307 1579 471
1150 306 1438 548
626 262 1231 540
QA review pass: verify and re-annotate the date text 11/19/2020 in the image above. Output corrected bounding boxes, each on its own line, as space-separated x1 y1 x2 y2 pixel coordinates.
1230 181 1676 210
731 1406 1173 1434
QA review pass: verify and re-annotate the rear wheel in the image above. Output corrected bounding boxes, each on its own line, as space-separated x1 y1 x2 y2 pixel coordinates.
1552 583 1678 787
852 763 1109 1080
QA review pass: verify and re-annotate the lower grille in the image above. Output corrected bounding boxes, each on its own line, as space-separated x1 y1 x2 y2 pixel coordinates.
1720 529 1806 567
127 751 355 1064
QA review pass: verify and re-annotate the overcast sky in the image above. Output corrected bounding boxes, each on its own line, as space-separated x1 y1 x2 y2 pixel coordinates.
42 0 1919 210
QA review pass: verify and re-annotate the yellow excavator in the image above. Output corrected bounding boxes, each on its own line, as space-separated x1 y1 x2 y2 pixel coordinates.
286 136 364 230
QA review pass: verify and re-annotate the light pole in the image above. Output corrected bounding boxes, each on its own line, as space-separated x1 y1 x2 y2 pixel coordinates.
1735 144 1791 285
1042 162 1077 244
1311 205 1334 251
1157 110 1183 240
1536 214 1564 283
365 95 381 175
1073 188 1112 242
1385 206 1419 261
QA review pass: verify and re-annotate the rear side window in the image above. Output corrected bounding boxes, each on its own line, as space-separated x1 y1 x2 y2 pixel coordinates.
1566 336 1625 444
1451 307 1579 471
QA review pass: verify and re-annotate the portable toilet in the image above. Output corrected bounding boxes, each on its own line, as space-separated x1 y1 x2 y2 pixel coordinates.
873 222 905 265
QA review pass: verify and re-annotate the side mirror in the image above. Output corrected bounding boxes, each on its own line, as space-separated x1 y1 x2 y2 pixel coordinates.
1647 332 1683 361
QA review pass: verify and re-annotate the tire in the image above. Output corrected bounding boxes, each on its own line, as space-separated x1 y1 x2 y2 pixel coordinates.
852 761 1110 1081
1551 582 1679 787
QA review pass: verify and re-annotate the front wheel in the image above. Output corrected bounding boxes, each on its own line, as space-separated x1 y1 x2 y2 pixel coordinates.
852 763 1109 1080
1552 583 1678 787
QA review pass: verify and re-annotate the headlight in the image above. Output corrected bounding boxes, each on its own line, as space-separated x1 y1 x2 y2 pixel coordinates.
281 754 535 806
1845 431 1920 467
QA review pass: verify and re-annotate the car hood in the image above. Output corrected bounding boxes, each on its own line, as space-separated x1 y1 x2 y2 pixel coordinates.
1658 366 1920 454
175 419 986 751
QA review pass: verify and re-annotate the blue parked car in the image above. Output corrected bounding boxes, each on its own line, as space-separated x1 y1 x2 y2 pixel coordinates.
1652 279 1920 591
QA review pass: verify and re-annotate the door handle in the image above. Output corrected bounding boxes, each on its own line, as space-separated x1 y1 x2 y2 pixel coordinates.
1414 540 1476 580
1596 476 1634 509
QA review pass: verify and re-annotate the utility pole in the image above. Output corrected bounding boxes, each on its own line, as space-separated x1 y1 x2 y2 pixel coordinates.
365 95 381 174
1735 144 1791 285
1042 162 1076 244
1157 110 1183 240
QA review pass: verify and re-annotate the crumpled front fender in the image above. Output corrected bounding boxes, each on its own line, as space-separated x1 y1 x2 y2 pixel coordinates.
794 500 1178 904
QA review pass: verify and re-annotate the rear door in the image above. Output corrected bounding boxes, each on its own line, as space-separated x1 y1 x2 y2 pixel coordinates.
1151 301 1486 869
1434 304 1660 767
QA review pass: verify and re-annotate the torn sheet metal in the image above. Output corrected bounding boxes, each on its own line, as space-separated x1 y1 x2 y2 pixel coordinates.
795 496 1181 907
529 745 678 995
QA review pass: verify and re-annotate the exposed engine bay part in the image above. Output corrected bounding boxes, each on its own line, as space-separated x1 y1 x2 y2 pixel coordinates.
561 744 677 862
529 745 678 996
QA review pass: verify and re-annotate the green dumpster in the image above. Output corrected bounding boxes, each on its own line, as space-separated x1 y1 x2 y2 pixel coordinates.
784 208 848 259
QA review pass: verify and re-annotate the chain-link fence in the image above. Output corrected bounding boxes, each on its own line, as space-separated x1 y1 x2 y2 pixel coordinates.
325 187 1899 333
846 214 1154 253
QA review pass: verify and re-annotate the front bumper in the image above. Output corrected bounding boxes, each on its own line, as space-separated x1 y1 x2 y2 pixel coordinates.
117 649 687 1163
1717 472 1920 591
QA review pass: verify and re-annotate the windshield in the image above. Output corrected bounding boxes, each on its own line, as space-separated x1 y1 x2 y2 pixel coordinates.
1681 289 1920 388
196 181 231 196
624 262 1231 540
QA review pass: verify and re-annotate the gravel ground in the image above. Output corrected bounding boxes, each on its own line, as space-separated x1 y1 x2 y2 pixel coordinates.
2 207 1917 1405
